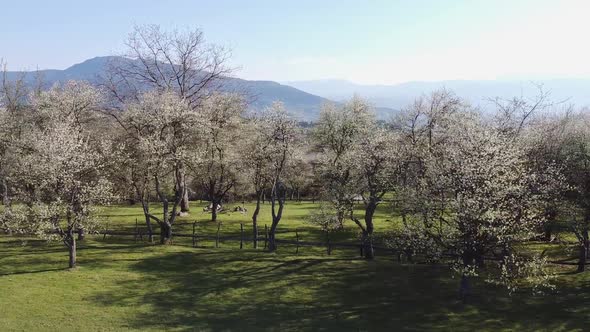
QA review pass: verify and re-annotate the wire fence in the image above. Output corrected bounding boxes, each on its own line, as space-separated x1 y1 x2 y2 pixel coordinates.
4 218 586 266
98 220 399 258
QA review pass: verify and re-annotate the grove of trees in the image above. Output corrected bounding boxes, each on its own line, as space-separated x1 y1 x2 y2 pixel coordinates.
2 26 590 296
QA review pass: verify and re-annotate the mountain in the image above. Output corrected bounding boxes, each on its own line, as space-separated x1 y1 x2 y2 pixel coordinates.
3 57 334 120
285 79 590 111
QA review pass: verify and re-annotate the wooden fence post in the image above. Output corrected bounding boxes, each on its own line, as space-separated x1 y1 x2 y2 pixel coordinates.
192 222 197 248
134 218 138 243
240 223 244 249
264 224 268 249
254 224 258 249
295 228 299 254
103 223 108 240
216 222 221 248
359 240 364 257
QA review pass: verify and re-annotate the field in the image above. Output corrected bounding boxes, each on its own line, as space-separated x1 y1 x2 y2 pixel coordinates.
1 201 590 331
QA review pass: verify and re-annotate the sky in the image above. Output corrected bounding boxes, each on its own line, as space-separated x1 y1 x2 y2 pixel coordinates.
2 0 590 84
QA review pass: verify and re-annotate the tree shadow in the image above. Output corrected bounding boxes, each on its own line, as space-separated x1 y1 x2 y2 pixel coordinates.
0 267 67 276
89 248 590 331
4 234 589 331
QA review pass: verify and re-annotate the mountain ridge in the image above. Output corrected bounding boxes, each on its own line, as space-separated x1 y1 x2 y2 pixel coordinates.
285 79 590 111
2 56 338 120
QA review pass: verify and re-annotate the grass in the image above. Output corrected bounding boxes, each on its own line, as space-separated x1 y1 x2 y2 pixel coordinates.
1 201 590 331
98 200 400 247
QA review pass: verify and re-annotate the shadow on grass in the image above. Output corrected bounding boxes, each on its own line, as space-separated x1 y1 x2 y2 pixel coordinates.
98 214 146 218
3 234 589 331
89 248 590 331
0 267 68 276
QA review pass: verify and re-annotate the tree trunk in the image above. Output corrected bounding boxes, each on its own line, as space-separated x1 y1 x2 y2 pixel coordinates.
268 180 286 252
459 252 475 302
252 192 262 248
145 215 154 243
211 201 218 222
543 208 556 242
336 209 345 230
361 230 374 259
138 199 154 243
459 274 470 303
180 187 190 212
179 165 190 213
77 228 85 241
578 229 588 272
268 229 277 251
160 222 172 245
544 226 552 242
68 233 77 269
362 199 377 259
154 174 176 245
325 230 331 255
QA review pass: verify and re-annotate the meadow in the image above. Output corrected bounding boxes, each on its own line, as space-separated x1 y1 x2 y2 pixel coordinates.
1 201 590 331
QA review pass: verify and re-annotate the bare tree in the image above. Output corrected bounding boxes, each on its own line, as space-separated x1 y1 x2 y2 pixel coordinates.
491 84 554 137
104 24 233 213
1 60 29 114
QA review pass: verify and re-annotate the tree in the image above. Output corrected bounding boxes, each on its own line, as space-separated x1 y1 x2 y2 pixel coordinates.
0 61 31 210
490 84 552 137
284 157 314 201
490 87 563 245
187 93 246 221
119 90 197 244
520 110 572 242
261 103 298 251
306 202 342 254
0 106 25 233
1 60 29 113
405 109 562 295
550 111 590 272
312 97 400 259
348 127 400 259
7 81 113 268
104 24 233 213
312 98 372 228
243 117 273 248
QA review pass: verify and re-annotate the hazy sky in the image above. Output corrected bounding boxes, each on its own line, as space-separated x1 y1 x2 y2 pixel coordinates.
2 0 589 84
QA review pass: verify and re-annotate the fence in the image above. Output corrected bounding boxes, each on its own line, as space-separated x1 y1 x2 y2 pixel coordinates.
97 219 398 258
91 219 590 266
7 218 583 265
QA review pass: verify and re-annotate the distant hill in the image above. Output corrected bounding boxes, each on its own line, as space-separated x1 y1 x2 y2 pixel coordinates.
285 79 590 111
2 57 338 120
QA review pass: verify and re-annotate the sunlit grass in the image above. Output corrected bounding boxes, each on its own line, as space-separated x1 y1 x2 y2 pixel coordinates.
2 235 590 331
1 201 589 331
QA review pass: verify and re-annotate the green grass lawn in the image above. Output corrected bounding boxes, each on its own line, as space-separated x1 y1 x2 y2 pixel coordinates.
98 200 401 248
1 201 590 331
